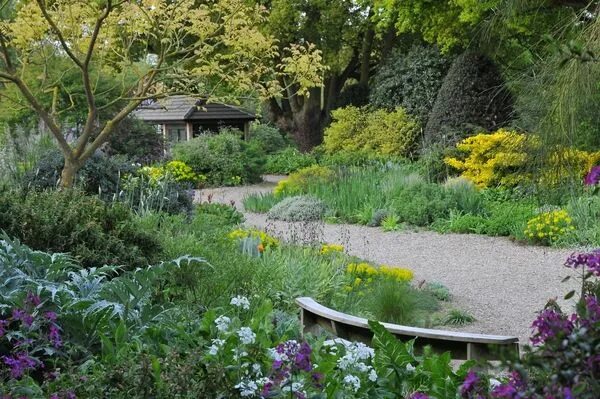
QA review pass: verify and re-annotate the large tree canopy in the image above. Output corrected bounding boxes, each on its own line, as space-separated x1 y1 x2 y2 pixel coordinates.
0 0 324 186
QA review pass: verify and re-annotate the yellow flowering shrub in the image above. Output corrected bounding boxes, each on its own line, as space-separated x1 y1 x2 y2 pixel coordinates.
139 161 205 186
345 262 414 292
444 129 536 188
524 209 575 245
274 165 334 197
228 228 279 249
320 244 344 255
323 106 420 158
540 148 600 187
378 265 414 282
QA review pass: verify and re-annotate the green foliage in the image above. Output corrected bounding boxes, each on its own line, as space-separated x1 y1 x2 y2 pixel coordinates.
172 132 264 186
336 82 370 108
381 214 402 232
370 45 451 123
442 309 475 326
0 189 160 268
323 106 421 159
195 203 244 226
264 147 316 174
424 51 514 147
242 193 283 213
248 123 291 155
267 195 328 222
106 117 165 165
366 281 439 326
22 149 134 196
424 282 451 301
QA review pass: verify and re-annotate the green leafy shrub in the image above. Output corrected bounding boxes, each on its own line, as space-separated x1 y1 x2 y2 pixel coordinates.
391 182 451 226
442 309 475 326
425 282 451 301
368 209 389 227
323 106 420 159
267 195 328 222
248 123 290 154
106 117 164 164
172 131 264 186
0 189 160 268
22 149 135 196
424 51 514 147
196 203 244 226
370 45 450 123
118 172 194 215
264 147 316 174
443 177 486 215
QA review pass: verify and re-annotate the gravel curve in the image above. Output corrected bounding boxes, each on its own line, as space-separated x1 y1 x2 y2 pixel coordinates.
196 177 579 344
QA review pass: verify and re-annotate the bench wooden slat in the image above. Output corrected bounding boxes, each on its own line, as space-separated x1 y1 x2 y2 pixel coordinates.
296 297 519 361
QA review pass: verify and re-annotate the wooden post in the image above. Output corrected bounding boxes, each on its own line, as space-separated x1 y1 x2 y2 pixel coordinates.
186 122 193 141
243 121 250 140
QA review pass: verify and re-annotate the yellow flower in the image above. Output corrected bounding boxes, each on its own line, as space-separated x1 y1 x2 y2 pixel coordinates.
320 244 344 255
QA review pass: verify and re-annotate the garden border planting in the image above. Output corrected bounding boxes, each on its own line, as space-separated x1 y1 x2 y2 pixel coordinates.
296 297 519 361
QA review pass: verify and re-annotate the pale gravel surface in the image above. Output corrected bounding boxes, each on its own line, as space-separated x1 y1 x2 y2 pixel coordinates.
196 176 579 345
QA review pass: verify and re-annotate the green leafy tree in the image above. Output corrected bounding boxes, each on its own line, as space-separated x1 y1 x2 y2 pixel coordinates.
0 0 324 187
260 0 399 150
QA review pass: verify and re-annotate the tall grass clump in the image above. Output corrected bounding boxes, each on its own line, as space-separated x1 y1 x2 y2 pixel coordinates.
243 192 283 213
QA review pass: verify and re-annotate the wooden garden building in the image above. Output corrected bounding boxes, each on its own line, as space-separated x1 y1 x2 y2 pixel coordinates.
133 95 256 143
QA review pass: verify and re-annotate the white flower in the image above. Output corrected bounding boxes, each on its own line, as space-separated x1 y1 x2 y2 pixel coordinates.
208 339 225 355
368 369 378 382
343 374 361 392
231 295 250 310
234 380 258 397
238 327 256 345
356 362 369 372
351 342 374 360
215 315 231 332
489 378 501 389
252 363 262 375
406 363 416 372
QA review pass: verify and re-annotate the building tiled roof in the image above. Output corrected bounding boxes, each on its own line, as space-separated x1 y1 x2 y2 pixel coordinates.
133 95 256 122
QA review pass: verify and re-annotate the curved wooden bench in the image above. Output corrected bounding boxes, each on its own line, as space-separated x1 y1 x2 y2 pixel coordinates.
296 297 519 361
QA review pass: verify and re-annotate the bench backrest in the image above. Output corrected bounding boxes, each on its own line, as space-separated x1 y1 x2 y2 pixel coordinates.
296 297 519 361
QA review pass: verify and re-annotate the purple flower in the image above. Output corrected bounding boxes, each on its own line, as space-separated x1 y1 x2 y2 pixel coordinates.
584 165 600 186
25 292 41 307
460 371 480 396
294 342 312 372
565 250 600 276
530 308 573 345
409 393 430 399
49 324 62 348
2 352 40 379
45 311 58 321
50 395 60 399
11 309 33 327
563 387 573 399
0 319 8 337
66 392 77 399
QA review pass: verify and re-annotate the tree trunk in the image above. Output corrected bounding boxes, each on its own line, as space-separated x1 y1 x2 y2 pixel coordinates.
293 89 323 151
60 158 80 189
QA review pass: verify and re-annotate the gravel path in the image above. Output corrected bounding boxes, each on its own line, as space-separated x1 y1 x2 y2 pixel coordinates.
196 177 579 344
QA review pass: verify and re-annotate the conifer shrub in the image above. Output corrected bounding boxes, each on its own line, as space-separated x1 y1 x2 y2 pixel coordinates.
424 51 514 147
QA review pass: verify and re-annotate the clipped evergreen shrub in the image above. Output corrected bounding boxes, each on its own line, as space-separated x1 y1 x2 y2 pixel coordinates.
370 45 451 123
267 195 328 222
106 117 165 164
424 51 514 147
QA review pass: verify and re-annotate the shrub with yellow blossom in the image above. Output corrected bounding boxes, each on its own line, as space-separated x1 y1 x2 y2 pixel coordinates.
539 147 600 187
139 161 205 186
228 228 279 250
444 129 537 188
320 243 344 255
524 209 575 245
344 262 414 292
274 165 334 197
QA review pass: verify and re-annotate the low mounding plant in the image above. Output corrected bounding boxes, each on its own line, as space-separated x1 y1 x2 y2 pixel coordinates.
524 209 574 245
171 131 264 186
264 147 316 174
267 195 328 222
0 188 160 268
323 106 420 159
